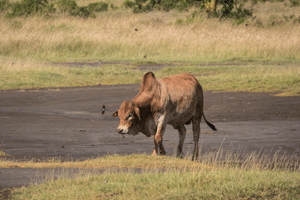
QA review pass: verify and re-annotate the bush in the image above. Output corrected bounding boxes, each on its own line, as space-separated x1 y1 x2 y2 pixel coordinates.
76 6 91 17
87 2 108 12
161 0 190 11
0 0 10 11
221 0 253 19
289 0 300 6
3 0 108 18
57 0 78 14
6 0 55 17
57 0 108 17
124 0 196 13
123 0 135 8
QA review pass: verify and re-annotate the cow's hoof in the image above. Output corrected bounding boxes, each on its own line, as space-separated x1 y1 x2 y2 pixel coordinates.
176 153 183 159
152 149 158 156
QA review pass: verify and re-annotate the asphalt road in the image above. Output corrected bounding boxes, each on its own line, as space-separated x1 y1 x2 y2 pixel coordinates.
1 83 300 191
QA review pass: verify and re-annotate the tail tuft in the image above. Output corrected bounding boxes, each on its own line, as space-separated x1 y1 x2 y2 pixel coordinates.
203 113 217 131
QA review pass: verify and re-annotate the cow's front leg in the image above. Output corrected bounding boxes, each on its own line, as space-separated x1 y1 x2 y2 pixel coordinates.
152 124 166 155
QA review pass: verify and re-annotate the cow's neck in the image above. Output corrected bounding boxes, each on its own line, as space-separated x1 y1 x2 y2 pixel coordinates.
132 75 161 137
136 114 157 137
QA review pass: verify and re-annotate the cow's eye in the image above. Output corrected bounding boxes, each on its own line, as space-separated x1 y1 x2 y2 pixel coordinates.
127 113 133 119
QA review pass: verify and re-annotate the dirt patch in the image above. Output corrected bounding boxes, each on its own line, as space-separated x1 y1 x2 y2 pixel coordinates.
0 84 299 161
50 61 248 71
0 83 300 190
51 61 175 71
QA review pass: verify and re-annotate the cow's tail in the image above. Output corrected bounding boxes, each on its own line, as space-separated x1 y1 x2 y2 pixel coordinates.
203 113 217 131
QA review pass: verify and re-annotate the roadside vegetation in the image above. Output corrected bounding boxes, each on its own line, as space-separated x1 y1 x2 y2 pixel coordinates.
10 168 300 199
1 61 299 95
1 153 299 199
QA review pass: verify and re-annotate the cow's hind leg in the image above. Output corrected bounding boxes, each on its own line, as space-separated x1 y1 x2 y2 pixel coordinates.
191 116 201 161
176 125 186 158
153 124 166 156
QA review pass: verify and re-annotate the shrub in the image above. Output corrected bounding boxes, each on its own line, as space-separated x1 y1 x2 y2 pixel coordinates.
0 0 10 11
3 0 108 18
57 0 78 14
76 6 90 17
6 0 55 17
289 0 300 6
124 0 196 13
7 2 24 17
219 0 254 20
161 0 190 11
123 0 135 8
87 2 108 12
57 0 108 17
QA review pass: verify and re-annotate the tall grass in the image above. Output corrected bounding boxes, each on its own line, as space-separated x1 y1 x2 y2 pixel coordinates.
1 9 300 63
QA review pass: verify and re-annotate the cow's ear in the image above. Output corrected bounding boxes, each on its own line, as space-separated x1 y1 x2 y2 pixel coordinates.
113 111 118 117
134 106 141 120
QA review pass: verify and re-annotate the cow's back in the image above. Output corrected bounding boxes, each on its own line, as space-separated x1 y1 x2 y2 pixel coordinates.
158 73 203 126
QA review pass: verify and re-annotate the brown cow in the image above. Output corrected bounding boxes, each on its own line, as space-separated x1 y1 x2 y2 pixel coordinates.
113 72 217 160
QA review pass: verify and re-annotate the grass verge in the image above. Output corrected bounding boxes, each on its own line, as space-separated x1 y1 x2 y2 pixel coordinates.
10 168 300 199
0 154 209 170
159 64 300 96
1 153 299 199
1 61 299 96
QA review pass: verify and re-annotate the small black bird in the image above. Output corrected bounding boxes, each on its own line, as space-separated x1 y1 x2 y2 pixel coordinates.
144 55 147 59
102 105 106 115
135 29 138 31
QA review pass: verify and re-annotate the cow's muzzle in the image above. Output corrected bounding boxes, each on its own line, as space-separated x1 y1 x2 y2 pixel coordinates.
117 129 123 134
117 126 128 134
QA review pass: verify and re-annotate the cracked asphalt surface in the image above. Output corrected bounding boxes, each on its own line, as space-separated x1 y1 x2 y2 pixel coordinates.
1 83 300 191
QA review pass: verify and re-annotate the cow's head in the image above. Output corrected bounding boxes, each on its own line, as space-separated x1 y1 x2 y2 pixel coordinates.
113 101 141 135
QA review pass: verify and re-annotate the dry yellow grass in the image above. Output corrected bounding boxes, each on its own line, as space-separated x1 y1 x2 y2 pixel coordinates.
254 1 300 20
0 154 211 170
77 0 124 6
1 8 299 62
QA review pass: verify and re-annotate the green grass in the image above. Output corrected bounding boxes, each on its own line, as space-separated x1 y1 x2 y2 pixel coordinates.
1 61 299 96
2 153 299 199
0 62 144 89
1 150 299 199
10 169 300 199
159 64 300 96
